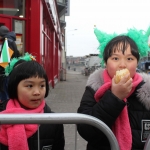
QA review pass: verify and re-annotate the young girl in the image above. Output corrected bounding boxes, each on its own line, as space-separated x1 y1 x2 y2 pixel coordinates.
77 28 150 150
0 61 65 150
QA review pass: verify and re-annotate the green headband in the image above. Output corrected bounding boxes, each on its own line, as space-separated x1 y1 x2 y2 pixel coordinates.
94 27 150 66
5 52 36 76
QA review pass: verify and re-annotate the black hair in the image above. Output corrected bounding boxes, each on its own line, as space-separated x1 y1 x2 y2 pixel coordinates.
0 57 23 92
13 59 26 68
8 61 49 99
103 35 140 63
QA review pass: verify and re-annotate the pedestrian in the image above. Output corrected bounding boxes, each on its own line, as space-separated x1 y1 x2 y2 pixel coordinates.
0 60 65 150
0 25 21 102
77 28 150 150
84 67 88 76
0 25 20 58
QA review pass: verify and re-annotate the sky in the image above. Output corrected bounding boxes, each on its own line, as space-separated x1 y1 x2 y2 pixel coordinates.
65 0 150 57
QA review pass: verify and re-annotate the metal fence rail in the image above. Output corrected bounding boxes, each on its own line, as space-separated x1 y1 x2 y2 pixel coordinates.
0 113 119 150
0 113 149 150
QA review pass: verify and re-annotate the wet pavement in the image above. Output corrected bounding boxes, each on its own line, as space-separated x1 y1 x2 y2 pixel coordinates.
46 69 88 150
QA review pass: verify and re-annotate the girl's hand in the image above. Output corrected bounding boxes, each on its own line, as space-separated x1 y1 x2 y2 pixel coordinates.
111 74 132 100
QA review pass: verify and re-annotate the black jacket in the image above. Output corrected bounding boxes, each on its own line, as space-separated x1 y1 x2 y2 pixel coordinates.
77 68 150 150
0 32 20 101
0 100 65 150
1 31 20 58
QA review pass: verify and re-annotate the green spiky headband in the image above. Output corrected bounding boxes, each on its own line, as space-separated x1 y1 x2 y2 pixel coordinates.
5 52 36 76
94 27 150 66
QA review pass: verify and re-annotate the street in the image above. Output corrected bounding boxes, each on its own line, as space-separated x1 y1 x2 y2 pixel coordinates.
46 69 88 150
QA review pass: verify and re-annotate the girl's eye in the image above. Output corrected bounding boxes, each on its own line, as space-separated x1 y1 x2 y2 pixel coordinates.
26 85 32 88
112 57 118 60
127 58 133 61
40 84 46 88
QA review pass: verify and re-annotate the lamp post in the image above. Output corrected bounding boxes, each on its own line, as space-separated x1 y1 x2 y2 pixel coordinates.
59 29 77 81
64 29 78 73
66 29 77 33
65 29 77 56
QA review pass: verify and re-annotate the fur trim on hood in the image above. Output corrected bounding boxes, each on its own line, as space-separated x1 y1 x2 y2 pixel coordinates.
86 68 150 110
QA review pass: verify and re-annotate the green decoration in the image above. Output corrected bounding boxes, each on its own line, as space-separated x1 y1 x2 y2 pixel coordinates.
94 27 150 67
5 52 36 76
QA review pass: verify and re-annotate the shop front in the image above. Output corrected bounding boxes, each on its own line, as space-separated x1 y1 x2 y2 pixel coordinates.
0 0 62 88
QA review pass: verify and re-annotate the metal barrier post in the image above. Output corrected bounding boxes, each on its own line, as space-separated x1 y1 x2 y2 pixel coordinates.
0 113 119 150
74 125 77 150
38 125 40 150
144 134 150 150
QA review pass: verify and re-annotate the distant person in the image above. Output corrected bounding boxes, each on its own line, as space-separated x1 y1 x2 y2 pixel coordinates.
77 28 150 150
84 67 88 76
0 61 65 150
0 25 21 102
0 25 20 58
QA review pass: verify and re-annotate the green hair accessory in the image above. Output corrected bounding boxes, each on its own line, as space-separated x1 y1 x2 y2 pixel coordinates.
5 52 36 76
94 27 150 66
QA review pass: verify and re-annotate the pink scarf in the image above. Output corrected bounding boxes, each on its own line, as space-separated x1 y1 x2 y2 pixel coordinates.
0 99 45 150
94 69 143 150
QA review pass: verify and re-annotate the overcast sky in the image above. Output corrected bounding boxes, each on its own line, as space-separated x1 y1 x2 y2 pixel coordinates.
65 0 150 57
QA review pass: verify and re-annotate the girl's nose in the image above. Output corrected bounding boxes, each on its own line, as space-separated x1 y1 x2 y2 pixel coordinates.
33 88 40 95
119 60 126 69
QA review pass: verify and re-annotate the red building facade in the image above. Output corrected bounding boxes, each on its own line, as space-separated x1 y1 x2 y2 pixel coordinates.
0 0 63 88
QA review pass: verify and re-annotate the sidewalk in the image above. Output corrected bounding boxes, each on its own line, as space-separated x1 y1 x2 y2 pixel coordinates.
45 69 89 150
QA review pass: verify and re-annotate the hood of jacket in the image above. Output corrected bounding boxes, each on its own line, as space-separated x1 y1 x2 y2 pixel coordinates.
3 31 16 41
86 68 150 110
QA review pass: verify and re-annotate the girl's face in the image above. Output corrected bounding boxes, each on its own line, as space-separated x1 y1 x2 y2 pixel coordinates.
106 45 138 78
17 77 46 109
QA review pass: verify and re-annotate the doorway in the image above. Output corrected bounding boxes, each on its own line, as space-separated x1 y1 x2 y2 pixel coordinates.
0 16 11 29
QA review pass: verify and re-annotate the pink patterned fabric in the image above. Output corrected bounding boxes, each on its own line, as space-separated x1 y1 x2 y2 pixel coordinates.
94 69 143 150
0 99 45 150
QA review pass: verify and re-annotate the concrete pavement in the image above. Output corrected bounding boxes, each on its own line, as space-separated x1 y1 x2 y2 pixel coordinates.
46 69 88 150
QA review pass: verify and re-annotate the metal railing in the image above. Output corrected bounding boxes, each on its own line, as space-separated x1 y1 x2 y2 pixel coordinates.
0 113 119 150
0 113 150 150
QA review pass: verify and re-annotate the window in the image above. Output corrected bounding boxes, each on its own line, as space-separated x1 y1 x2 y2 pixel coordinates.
0 0 25 18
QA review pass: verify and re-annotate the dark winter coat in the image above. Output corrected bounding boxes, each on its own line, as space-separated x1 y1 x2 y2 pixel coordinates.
0 32 20 102
0 77 9 102
1 31 20 58
0 100 65 150
77 68 150 150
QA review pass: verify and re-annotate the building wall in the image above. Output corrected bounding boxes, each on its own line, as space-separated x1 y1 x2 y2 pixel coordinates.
0 0 63 88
